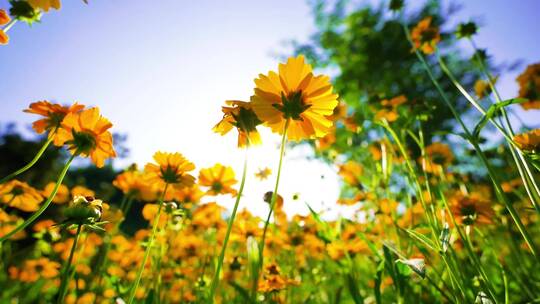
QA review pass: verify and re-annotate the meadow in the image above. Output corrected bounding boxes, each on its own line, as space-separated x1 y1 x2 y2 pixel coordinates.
0 0 539 303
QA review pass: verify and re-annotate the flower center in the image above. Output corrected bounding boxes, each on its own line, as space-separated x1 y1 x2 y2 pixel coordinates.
161 166 180 184
273 91 311 121
11 186 24 197
232 107 261 132
211 182 223 193
71 131 96 154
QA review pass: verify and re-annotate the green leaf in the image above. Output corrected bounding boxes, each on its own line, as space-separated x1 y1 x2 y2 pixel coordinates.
473 98 528 138
403 228 437 251
396 258 426 278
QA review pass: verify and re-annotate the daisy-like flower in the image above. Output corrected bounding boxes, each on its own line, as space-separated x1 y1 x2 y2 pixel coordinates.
198 163 237 196
251 55 339 141
450 193 494 226
0 9 9 45
411 16 441 55
144 151 196 188
213 100 262 147
255 167 272 180
338 161 363 187
513 129 540 153
420 142 454 173
0 180 43 212
24 101 85 138
0 29 8 45
71 185 95 198
516 62 540 110
27 0 61 12
54 107 116 168
0 9 9 24
9 257 61 283
113 170 156 201
42 182 70 204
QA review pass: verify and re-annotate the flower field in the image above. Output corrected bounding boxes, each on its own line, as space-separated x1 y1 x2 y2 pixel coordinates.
1 1 539 303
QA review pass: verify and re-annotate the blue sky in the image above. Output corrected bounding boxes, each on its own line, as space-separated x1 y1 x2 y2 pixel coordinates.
1 0 538 218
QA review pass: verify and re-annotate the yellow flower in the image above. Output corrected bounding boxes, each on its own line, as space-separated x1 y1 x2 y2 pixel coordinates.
24 101 85 137
474 79 493 99
0 180 43 212
10 257 60 283
411 16 440 55
0 29 8 45
213 100 262 147
420 142 454 173
71 185 95 198
54 107 116 168
27 0 61 12
42 182 70 204
516 62 540 110
450 193 494 226
0 209 26 240
0 9 10 25
338 161 363 187
113 170 156 201
251 55 339 141
255 167 272 180
198 163 237 196
513 129 540 152
0 9 9 46
144 151 196 188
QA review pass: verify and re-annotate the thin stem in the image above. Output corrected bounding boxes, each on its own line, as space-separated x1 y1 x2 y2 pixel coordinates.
57 224 83 304
0 154 75 243
0 136 54 184
2 19 17 33
127 183 169 304
253 119 290 301
209 146 249 302
437 53 540 212
401 22 539 258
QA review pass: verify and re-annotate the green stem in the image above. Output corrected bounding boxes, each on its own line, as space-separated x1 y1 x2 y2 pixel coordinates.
2 19 17 33
469 39 540 207
0 136 54 185
252 119 290 301
401 22 538 258
127 183 169 304
209 146 249 302
0 154 75 243
437 53 540 212
57 224 83 304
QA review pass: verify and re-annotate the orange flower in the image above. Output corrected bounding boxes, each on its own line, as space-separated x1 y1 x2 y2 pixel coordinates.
516 63 540 110
24 101 85 137
71 185 95 198
450 193 494 226
27 0 61 12
255 167 272 181
0 9 10 25
251 55 339 141
10 257 60 283
42 182 70 204
513 129 540 152
0 180 43 212
54 107 116 167
0 210 26 240
213 100 262 147
338 161 363 187
198 163 237 196
411 17 440 54
420 142 454 173
144 151 196 188
113 170 156 201
0 29 8 45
